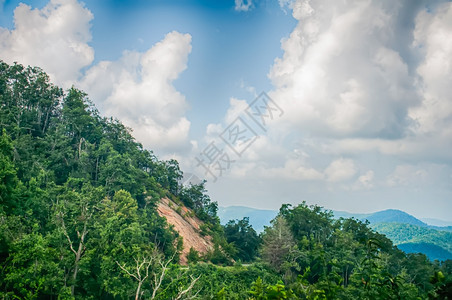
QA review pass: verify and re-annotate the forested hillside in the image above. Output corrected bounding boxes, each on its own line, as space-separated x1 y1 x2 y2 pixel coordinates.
1 61 451 299
372 223 452 261
0 61 230 299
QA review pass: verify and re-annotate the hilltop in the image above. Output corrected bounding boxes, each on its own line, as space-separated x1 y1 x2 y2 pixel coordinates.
0 61 231 298
1 61 451 299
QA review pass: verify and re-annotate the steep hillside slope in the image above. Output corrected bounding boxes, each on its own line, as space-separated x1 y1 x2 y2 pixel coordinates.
157 198 213 264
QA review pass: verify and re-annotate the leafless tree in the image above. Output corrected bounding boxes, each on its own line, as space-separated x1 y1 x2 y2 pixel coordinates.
116 255 153 300
56 200 93 296
116 250 200 300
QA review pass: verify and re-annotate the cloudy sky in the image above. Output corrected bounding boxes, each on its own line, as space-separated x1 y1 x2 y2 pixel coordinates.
1 0 452 221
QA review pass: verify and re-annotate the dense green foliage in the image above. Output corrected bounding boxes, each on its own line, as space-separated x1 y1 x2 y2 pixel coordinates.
254 203 452 299
224 217 260 262
0 61 224 299
1 61 451 299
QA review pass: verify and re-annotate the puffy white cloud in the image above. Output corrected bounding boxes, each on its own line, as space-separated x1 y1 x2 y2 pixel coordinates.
234 0 253 12
219 0 452 194
316 1 452 162
0 0 94 87
325 158 357 182
79 31 193 155
269 0 421 140
266 0 452 162
410 2 452 135
260 158 324 180
204 0 452 197
224 97 250 124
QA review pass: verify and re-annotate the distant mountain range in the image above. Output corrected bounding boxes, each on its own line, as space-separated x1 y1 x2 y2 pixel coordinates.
333 209 452 232
421 218 452 227
218 206 278 233
333 209 426 226
218 206 452 261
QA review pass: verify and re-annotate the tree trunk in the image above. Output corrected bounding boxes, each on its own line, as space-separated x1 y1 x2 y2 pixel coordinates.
135 282 142 300
71 235 84 296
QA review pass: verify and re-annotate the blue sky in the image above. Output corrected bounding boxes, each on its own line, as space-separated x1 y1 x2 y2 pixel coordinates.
1 0 296 135
1 0 452 221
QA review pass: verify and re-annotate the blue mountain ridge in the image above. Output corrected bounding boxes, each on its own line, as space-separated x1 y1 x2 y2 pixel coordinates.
218 206 452 261
217 206 278 233
397 242 452 262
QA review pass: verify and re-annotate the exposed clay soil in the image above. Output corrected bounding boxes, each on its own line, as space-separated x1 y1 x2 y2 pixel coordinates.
157 198 213 264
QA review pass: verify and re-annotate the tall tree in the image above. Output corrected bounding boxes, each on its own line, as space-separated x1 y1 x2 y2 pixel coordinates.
224 217 260 262
0 130 21 213
260 216 295 272
54 181 103 296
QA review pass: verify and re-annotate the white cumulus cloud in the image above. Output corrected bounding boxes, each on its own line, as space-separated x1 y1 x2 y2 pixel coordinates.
264 0 452 164
325 158 357 182
204 0 452 196
0 0 94 87
269 0 420 140
410 2 452 135
79 31 193 155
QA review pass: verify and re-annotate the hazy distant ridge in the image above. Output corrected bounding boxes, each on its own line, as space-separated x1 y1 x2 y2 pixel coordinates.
218 206 452 260
218 206 277 233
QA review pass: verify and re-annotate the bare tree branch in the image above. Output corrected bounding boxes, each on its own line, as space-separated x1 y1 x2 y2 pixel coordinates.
116 261 140 282
56 199 94 296
58 211 77 255
174 275 201 300
151 251 175 299
116 256 153 300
